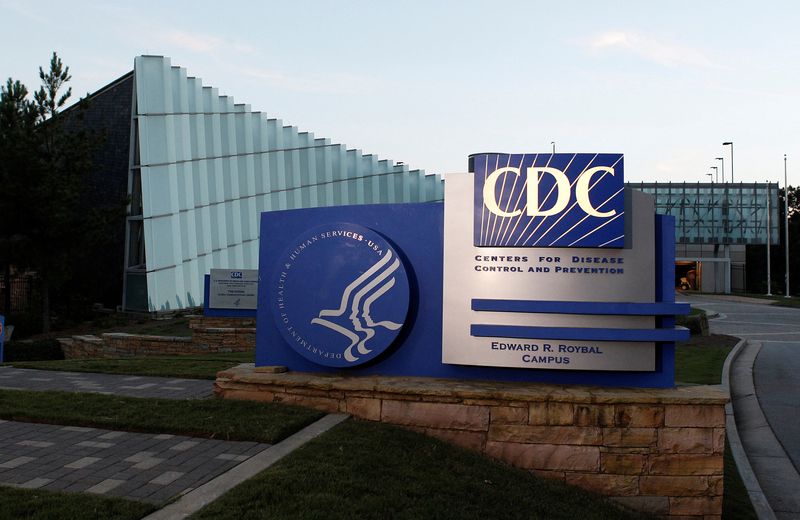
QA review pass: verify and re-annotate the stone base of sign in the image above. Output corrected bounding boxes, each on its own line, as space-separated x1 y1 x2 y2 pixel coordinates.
58 316 256 358
215 364 728 519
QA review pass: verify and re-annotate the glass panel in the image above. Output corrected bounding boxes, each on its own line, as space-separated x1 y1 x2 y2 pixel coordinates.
130 170 142 216
124 272 148 311
633 183 779 245
127 219 146 268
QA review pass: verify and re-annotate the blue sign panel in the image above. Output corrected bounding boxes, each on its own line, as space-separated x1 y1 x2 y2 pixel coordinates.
256 202 683 387
269 222 410 367
472 153 624 248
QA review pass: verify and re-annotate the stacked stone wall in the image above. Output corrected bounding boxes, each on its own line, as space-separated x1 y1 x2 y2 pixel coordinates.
215 366 727 519
58 316 255 358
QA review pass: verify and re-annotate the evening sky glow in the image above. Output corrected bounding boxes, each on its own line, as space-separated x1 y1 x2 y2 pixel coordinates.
1 0 798 184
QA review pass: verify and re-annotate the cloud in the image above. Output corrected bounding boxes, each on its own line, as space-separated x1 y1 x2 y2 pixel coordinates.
586 31 720 69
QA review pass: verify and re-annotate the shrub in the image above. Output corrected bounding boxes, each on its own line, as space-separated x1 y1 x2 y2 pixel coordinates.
2 339 64 362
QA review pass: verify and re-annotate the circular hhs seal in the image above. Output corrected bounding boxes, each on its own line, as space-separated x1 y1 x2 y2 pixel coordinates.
271 222 410 367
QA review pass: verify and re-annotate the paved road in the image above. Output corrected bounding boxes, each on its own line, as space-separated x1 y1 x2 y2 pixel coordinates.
0 366 213 399
680 294 800 473
680 293 800 518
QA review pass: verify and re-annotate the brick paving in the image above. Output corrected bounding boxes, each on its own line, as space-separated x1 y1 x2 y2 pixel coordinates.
0 365 274 506
0 366 213 399
0 420 268 504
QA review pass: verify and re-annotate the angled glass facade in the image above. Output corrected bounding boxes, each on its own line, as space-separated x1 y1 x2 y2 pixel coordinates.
631 182 779 245
628 182 781 294
124 56 443 312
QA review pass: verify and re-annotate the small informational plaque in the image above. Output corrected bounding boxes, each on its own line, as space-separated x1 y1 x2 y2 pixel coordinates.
209 269 259 310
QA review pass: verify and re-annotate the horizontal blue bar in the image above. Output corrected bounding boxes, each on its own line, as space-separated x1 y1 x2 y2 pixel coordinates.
470 325 690 342
471 300 690 316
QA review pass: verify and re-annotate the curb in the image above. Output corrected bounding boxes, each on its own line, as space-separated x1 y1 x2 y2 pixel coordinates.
723 339 777 520
142 413 350 520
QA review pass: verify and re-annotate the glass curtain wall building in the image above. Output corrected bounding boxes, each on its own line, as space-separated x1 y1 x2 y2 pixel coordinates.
123 56 443 311
630 182 779 293
64 56 779 311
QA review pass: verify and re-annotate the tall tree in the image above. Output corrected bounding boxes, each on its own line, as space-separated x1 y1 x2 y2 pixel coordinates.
0 52 99 333
0 78 37 315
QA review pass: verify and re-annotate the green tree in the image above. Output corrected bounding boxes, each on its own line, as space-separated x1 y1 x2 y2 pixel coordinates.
0 52 101 333
779 185 800 296
0 78 37 316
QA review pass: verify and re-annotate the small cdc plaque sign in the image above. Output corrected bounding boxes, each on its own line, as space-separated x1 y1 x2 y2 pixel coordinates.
209 269 259 310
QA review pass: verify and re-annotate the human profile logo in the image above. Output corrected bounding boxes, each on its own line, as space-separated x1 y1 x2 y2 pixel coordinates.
270 222 410 367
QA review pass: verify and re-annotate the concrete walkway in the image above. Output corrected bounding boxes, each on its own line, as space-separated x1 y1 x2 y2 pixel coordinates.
0 420 266 503
0 366 213 399
0 365 349 514
681 294 800 519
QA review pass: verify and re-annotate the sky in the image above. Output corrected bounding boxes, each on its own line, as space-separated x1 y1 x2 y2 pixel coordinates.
1 0 799 185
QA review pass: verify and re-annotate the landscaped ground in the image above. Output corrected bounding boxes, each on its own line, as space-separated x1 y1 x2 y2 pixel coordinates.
3 314 196 363
0 389 323 443
1 323 755 519
675 334 739 385
11 352 252 379
0 486 155 520
192 419 650 520
13 313 194 342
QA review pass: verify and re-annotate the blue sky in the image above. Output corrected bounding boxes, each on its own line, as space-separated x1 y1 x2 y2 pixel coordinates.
2 0 798 184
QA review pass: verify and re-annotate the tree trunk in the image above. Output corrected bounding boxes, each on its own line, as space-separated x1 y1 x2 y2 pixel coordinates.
41 276 50 334
2 263 10 316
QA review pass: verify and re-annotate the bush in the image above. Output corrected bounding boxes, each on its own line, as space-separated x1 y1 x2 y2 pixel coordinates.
677 312 709 336
2 339 64 362
2 311 44 339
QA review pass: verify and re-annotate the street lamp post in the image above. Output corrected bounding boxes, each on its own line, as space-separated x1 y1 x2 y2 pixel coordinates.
551 141 556 154
785 155 791 297
723 142 734 182
711 166 719 183
706 173 713 182
716 157 725 183
767 181 772 296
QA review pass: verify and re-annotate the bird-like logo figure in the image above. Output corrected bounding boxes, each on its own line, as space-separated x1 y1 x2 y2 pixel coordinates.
310 249 404 362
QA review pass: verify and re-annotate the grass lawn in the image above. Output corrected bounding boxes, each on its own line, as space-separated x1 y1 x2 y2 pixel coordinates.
0 389 323 443
11 351 253 380
768 297 800 308
675 334 739 385
1 322 757 519
0 486 154 520
192 419 650 520
111 317 192 337
15 314 194 342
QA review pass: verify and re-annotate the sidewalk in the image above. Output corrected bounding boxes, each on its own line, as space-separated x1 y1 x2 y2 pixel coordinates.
0 365 348 517
678 292 776 306
0 420 266 503
0 366 213 399
729 340 800 519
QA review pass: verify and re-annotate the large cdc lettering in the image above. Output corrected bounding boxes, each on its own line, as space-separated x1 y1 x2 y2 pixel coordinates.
472 153 624 248
483 166 617 218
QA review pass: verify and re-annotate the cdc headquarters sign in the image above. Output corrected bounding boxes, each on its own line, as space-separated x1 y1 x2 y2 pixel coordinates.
256 153 687 388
